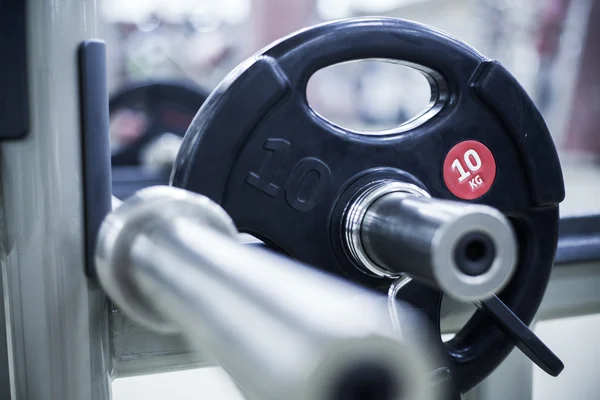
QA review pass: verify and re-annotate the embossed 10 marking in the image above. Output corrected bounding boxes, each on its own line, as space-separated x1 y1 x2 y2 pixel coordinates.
246 138 332 212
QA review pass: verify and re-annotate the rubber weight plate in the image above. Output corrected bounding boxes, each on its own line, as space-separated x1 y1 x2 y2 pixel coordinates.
110 79 209 166
172 18 565 395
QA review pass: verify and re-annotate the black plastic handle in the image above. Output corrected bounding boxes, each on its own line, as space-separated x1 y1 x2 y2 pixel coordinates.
479 295 564 377
263 18 485 93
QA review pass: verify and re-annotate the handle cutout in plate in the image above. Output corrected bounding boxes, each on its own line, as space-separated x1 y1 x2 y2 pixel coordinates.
306 59 448 136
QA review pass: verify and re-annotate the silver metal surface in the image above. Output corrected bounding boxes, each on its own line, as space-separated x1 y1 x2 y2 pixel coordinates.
0 1 112 399
0 272 11 399
109 260 600 388
344 180 430 278
97 186 433 400
387 277 414 337
344 180 517 301
112 195 123 210
109 193 258 379
111 307 215 378
98 186 238 333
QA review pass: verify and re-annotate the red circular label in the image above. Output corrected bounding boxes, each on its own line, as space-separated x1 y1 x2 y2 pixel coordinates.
443 140 496 200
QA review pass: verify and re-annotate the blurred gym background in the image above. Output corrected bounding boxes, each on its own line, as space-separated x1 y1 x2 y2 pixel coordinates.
101 0 600 398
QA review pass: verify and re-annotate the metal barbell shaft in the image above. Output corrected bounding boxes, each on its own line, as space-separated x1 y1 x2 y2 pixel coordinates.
344 181 517 301
97 186 433 400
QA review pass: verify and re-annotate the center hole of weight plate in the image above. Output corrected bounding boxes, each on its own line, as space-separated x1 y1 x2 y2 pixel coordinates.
306 59 443 135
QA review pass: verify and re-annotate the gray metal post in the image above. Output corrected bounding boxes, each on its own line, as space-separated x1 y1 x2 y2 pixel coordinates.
0 273 11 399
0 0 111 399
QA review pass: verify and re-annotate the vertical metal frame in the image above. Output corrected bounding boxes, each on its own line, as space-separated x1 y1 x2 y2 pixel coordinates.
0 0 112 398
0 273 11 399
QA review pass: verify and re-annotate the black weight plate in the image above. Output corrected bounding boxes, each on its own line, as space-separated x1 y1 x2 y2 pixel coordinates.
172 18 565 395
110 79 209 166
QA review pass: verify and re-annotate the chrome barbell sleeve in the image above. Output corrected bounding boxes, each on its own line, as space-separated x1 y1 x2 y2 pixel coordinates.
344 180 518 302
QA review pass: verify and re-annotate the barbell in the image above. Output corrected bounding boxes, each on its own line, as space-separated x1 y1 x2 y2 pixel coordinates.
96 186 434 400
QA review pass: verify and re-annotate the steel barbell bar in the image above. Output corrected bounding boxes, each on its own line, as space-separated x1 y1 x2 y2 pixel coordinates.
96 186 434 400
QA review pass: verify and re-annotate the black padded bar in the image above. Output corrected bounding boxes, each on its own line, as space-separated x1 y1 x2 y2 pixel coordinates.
78 40 112 277
0 0 29 139
555 214 600 265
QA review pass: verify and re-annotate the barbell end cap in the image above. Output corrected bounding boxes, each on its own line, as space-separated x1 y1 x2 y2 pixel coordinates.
95 185 239 333
431 204 518 302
